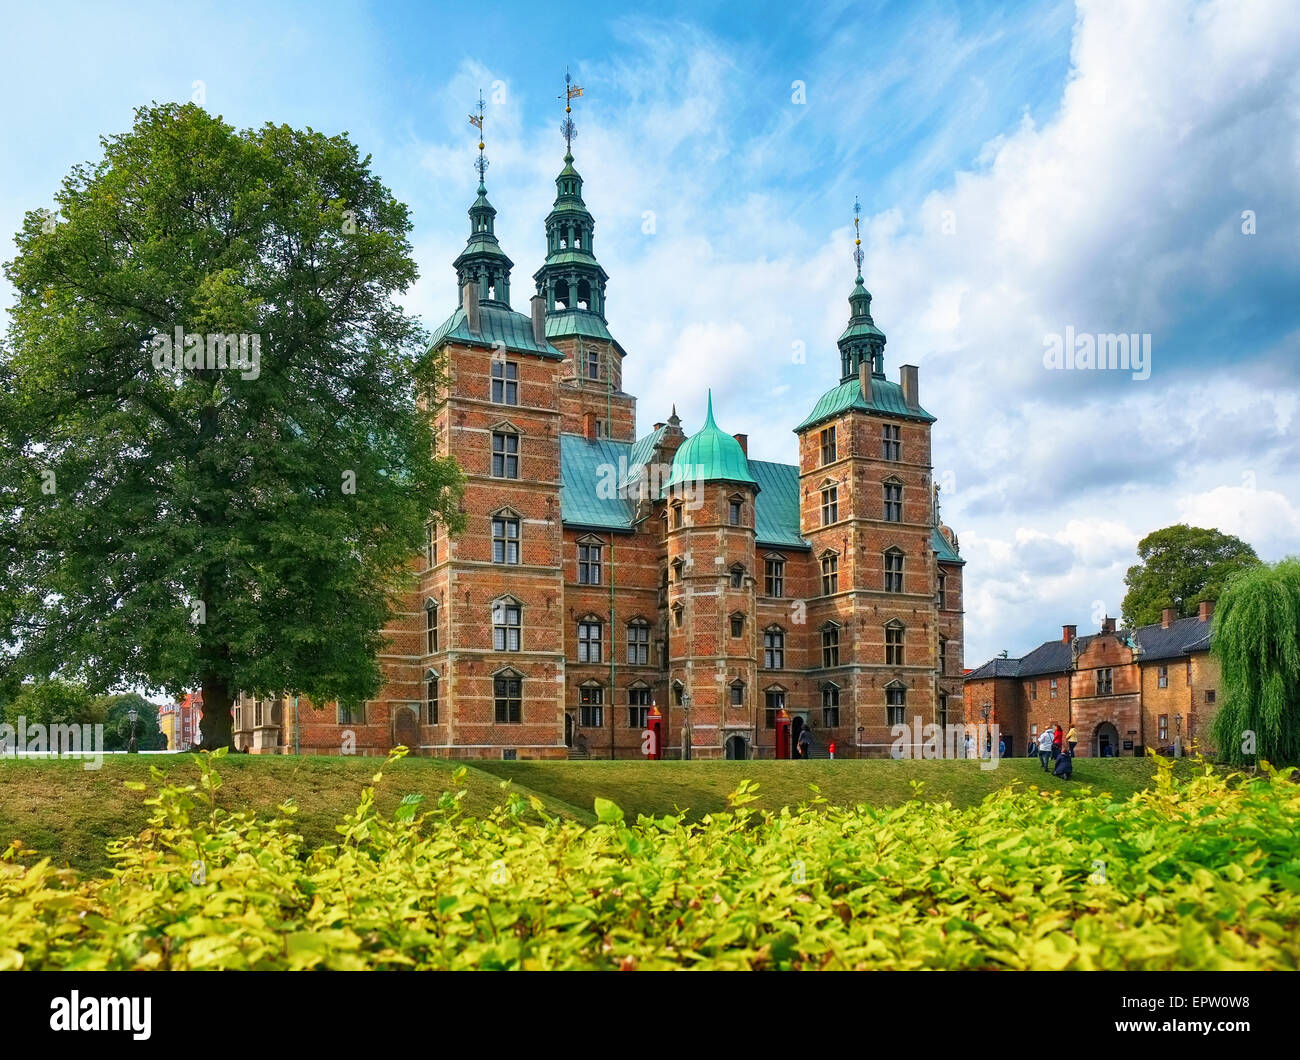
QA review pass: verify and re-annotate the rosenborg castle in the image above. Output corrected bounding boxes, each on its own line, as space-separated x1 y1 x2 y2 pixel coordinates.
231 122 966 759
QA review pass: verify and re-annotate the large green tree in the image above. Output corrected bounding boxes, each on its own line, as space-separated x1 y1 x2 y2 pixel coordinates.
1121 524 1260 627
3 679 104 728
0 103 462 749
1210 557 1300 767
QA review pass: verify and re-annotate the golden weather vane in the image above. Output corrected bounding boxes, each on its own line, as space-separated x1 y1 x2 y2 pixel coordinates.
559 67 584 154
853 196 864 278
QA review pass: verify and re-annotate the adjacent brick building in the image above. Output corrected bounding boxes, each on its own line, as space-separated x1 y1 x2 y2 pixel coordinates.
233 139 965 758
964 602 1220 757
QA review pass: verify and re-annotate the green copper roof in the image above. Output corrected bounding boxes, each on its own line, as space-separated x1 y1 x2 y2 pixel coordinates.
559 430 807 549
429 303 565 359
663 392 758 493
932 526 963 564
749 460 811 549
795 376 935 432
544 309 621 346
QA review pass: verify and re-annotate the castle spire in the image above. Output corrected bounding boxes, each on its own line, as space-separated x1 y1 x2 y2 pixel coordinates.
454 90 513 308
837 197 886 382
534 69 613 336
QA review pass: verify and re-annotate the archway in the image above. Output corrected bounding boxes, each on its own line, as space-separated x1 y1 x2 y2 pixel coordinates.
725 734 748 760
1094 721 1120 758
790 714 806 758
565 713 574 749
392 704 420 751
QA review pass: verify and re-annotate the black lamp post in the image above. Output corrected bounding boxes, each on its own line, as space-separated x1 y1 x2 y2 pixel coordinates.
127 707 139 754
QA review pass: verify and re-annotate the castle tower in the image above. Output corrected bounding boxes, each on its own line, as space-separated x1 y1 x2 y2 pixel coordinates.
534 72 636 443
661 393 760 759
792 200 960 756
404 97 570 760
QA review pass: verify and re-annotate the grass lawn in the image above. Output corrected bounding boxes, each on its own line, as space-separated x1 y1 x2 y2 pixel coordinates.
1 752 1202 877
475 755 1202 820
0 754 591 877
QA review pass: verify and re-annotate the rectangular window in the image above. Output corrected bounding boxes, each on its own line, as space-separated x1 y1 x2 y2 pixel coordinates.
936 571 946 608
730 614 744 637
585 348 600 381
1158 714 1169 742
885 625 904 666
426 606 438 654
494 676 522 724
822 626 840 668
578 621 602 664
884 551 904 593
492 517 520 564
491 431 519 479
493 604 522 652
764 689 785 728
763 628 785 670
671 504 683 529
1097 667 1113 695
627 623 650 665
337 702 366 725
765 557 785 598
254 699 264 727
1186 659 1193 686
425 522 436 568
1031 681 1037 700
628 687 651 728
883 481 902 522
1050 678 1058 698
730 683 744 707
822 685 840 728
729 498 743 525
820 426 837 465
882 424 901 461
821 553 838 595
1158 665 1168 688
491 360 518 405
939 638 947 676
1206 689 1216 704
426 678 439 724
886 687 906 726
579 685 603 728
821 486 838 526
578 543 602 584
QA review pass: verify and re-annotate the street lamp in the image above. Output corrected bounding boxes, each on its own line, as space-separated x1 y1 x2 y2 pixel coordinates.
127 707 139 754
1174 713 1183 758
981 702 991 759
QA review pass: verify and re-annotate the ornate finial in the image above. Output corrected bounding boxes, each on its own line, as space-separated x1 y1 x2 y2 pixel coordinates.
852 196 864 280
469 91 487 183
559 66 584 156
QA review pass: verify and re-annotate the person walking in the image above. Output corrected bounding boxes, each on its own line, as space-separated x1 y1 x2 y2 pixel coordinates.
797 723 812 760
1066 724 1078 756
1037 728 1054 771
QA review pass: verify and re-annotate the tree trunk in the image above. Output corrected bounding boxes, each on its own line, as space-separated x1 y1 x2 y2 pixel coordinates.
197 673 237 750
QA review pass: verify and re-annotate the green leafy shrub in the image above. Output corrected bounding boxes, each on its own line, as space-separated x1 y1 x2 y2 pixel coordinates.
1 750 1297 970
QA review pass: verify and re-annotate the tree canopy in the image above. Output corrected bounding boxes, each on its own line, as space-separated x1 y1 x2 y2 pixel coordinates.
0 103 463 748
1121 524 1260 627
1210 557 1300 768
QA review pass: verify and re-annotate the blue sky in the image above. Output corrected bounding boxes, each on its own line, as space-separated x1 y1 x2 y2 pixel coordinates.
2 0 1298 664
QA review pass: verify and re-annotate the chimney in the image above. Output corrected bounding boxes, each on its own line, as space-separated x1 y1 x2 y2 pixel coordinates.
463 279 481 335
1199 600 1215 622
530 294 546 347
584 412 598 441
1062 624 1076 644
859 360 872 402
900 364 919 409
1101 616 1116 634
1161 607 1176 629
732 433 748 456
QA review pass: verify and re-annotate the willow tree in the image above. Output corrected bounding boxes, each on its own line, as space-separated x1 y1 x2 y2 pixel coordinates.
1209 557 1300 767
0 103 463 748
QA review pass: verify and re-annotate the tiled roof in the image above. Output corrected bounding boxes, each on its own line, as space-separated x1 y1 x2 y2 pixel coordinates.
964 614 1214 682
794 376 936 433
429 304 565 359
749 460 811 550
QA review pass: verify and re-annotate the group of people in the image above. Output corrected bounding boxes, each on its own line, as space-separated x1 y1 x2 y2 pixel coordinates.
1033 723 1077 778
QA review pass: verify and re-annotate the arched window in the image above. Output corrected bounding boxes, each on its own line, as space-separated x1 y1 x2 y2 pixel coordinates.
821 683 840 727
730 612 745 638
494 668 523 724
884 548 905 593
763 626 785 669
821 622 840 667
425 669 439 724
885 682 907 726
578 617 603 663
579 683 603 727
821 551 839 595
883 478 903 522
729 564 745 589
729 680 745 707
885 621 905 665
425 598 438 653
492 510 521 564
492 597 522 651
